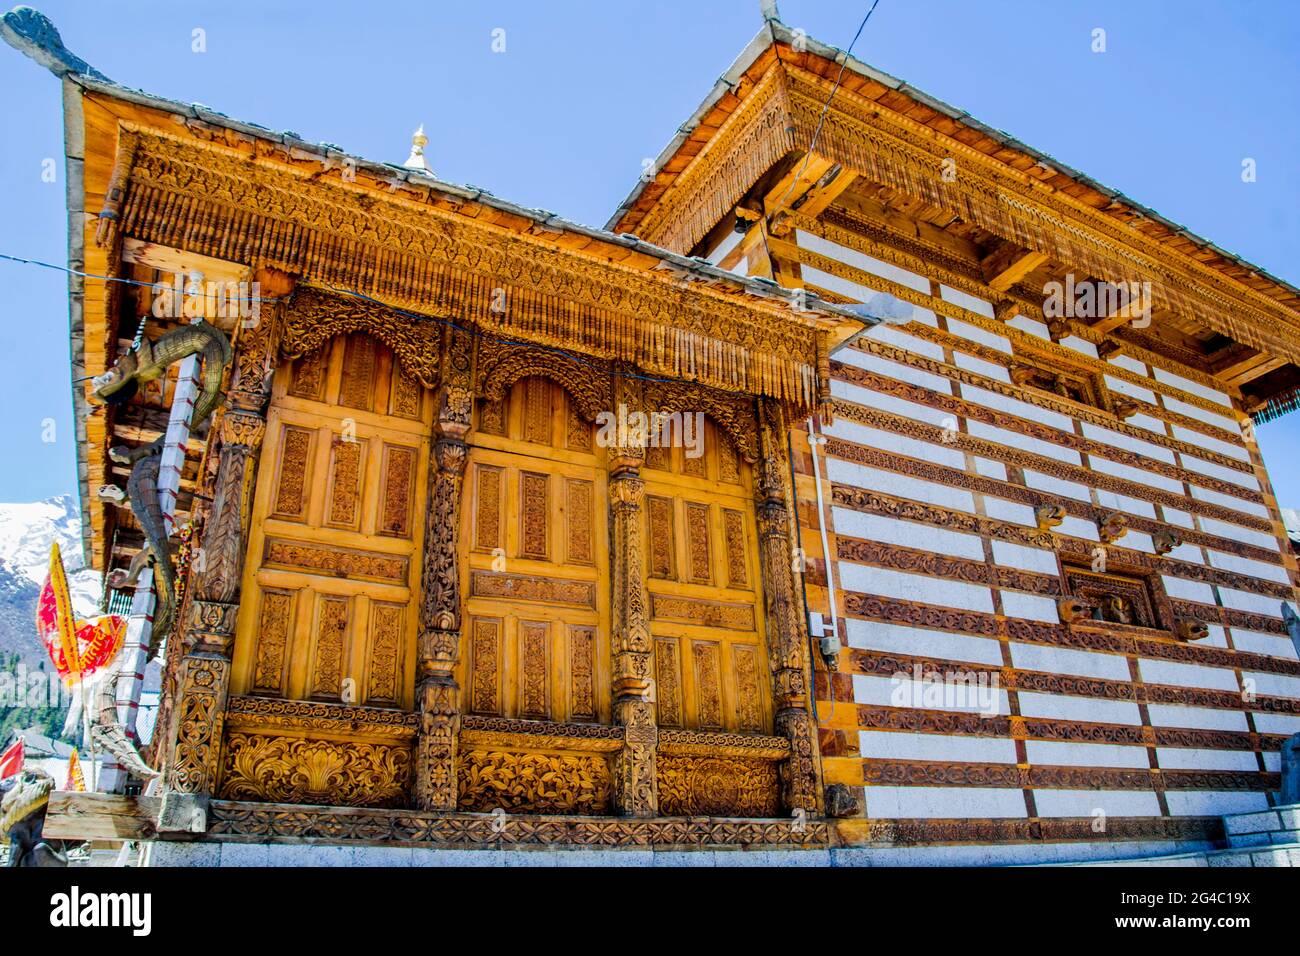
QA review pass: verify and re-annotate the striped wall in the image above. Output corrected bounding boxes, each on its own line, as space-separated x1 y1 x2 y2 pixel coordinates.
792 228 1300 852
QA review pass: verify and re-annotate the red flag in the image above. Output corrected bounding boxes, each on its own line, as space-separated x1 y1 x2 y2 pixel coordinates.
0 737 23 780
36 542 126 685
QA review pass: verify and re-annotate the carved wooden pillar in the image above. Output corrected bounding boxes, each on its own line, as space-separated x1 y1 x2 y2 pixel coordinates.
608 371 658 816
755 397 822 813
413 324 474 810
159 268 292 828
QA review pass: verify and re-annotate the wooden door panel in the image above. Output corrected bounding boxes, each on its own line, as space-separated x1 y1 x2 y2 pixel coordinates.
232 333 430 711
458 377 610 724
644 419 772 735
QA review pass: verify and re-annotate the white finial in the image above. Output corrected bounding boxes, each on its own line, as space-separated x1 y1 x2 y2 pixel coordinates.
404 124 432 173
760 0 781 22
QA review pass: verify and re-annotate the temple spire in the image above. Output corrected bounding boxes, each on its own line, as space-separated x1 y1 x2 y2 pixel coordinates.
404 124 432 174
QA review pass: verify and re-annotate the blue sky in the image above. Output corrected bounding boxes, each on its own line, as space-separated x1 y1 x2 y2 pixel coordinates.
0 0 1297 507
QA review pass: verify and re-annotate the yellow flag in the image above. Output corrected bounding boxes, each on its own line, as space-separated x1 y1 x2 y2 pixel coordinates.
65 747 86 792
48 542 81 682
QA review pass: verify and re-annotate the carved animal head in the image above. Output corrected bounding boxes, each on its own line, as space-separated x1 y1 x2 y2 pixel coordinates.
90 350 141 406
1046 319 1070 342
0 768 53 835
823 783 861 819
1098 511 1128 544
1102 595 1133 625
1175 619 1210 642
1152 531 1182 555
1112 398 1140 420
1035 504 1066 531
1058 596 1090 623
1097 339 1123 360
1009 365 1038 387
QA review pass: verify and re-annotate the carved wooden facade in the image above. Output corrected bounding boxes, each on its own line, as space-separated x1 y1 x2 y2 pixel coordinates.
159 287 823 822
40 8 1300 858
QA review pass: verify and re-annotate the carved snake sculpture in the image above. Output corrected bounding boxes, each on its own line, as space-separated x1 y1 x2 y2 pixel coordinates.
93 320 232 658
106 441 173 654
1 769 67 867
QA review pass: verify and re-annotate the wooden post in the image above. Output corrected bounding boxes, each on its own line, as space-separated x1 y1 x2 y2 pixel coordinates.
157 268 291 829
754 397 822 813
412 325 473 810
608 371 658 816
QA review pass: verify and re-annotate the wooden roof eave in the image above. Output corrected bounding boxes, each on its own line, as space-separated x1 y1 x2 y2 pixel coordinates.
609 20 1300 381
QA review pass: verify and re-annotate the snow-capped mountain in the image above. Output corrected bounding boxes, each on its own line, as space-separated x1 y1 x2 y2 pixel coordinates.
0 494 103 666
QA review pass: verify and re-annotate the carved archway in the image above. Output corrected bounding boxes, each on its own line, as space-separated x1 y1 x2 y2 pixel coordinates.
280 287 442 388
642 378 760 463
475 335 612 422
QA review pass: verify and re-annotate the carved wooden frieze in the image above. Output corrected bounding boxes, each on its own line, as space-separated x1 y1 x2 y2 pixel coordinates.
656 754 781 817
223 695 419 740
280 287 441 388
219 732 412 808
469 570 597 608
457 750 614 814
207 801 831 847
853 703 1289 752
263 537 409 584
650 595 757 631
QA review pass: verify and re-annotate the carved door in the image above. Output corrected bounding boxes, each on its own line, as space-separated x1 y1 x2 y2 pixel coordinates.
231 333 432 710
643 420 772 733
458 377 610 723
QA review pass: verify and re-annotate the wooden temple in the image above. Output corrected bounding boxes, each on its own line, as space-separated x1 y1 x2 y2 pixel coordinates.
8 9 1300 862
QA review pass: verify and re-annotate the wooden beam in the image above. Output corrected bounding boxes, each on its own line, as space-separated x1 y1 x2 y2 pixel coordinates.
44 792 160 842
791 165 858 220
762 152 838 217
1223 353 1286 387
830 189 985 264
981 242 1049 292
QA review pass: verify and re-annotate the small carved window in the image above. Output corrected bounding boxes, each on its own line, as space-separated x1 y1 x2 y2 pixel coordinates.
1062 560 1168 631
1009 355 1109 411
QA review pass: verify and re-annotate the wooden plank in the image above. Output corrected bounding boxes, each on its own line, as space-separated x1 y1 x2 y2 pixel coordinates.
44 791 159 842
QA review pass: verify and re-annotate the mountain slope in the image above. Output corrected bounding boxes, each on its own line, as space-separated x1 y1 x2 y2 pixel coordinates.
0 495 102 667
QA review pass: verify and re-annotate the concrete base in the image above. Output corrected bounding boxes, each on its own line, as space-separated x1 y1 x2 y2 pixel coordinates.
145 836 1223 867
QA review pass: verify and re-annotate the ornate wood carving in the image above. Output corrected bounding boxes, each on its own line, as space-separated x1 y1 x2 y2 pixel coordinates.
475 335 612 423
219 733 411 808
413 324 474 810
827 440 1280 565
834 402 1270 532
121 135 825 407
834 359 1260 500
470 571 596 608
223 695 420 738
163 269 293 799
569 625 597 722
651 595 757 630
608 371 658 817
281 287 441 388
207 800 830 848
263 537 409 584
755 398 822 813
457 750 613 814
251 590 294 696
657 755 781 817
